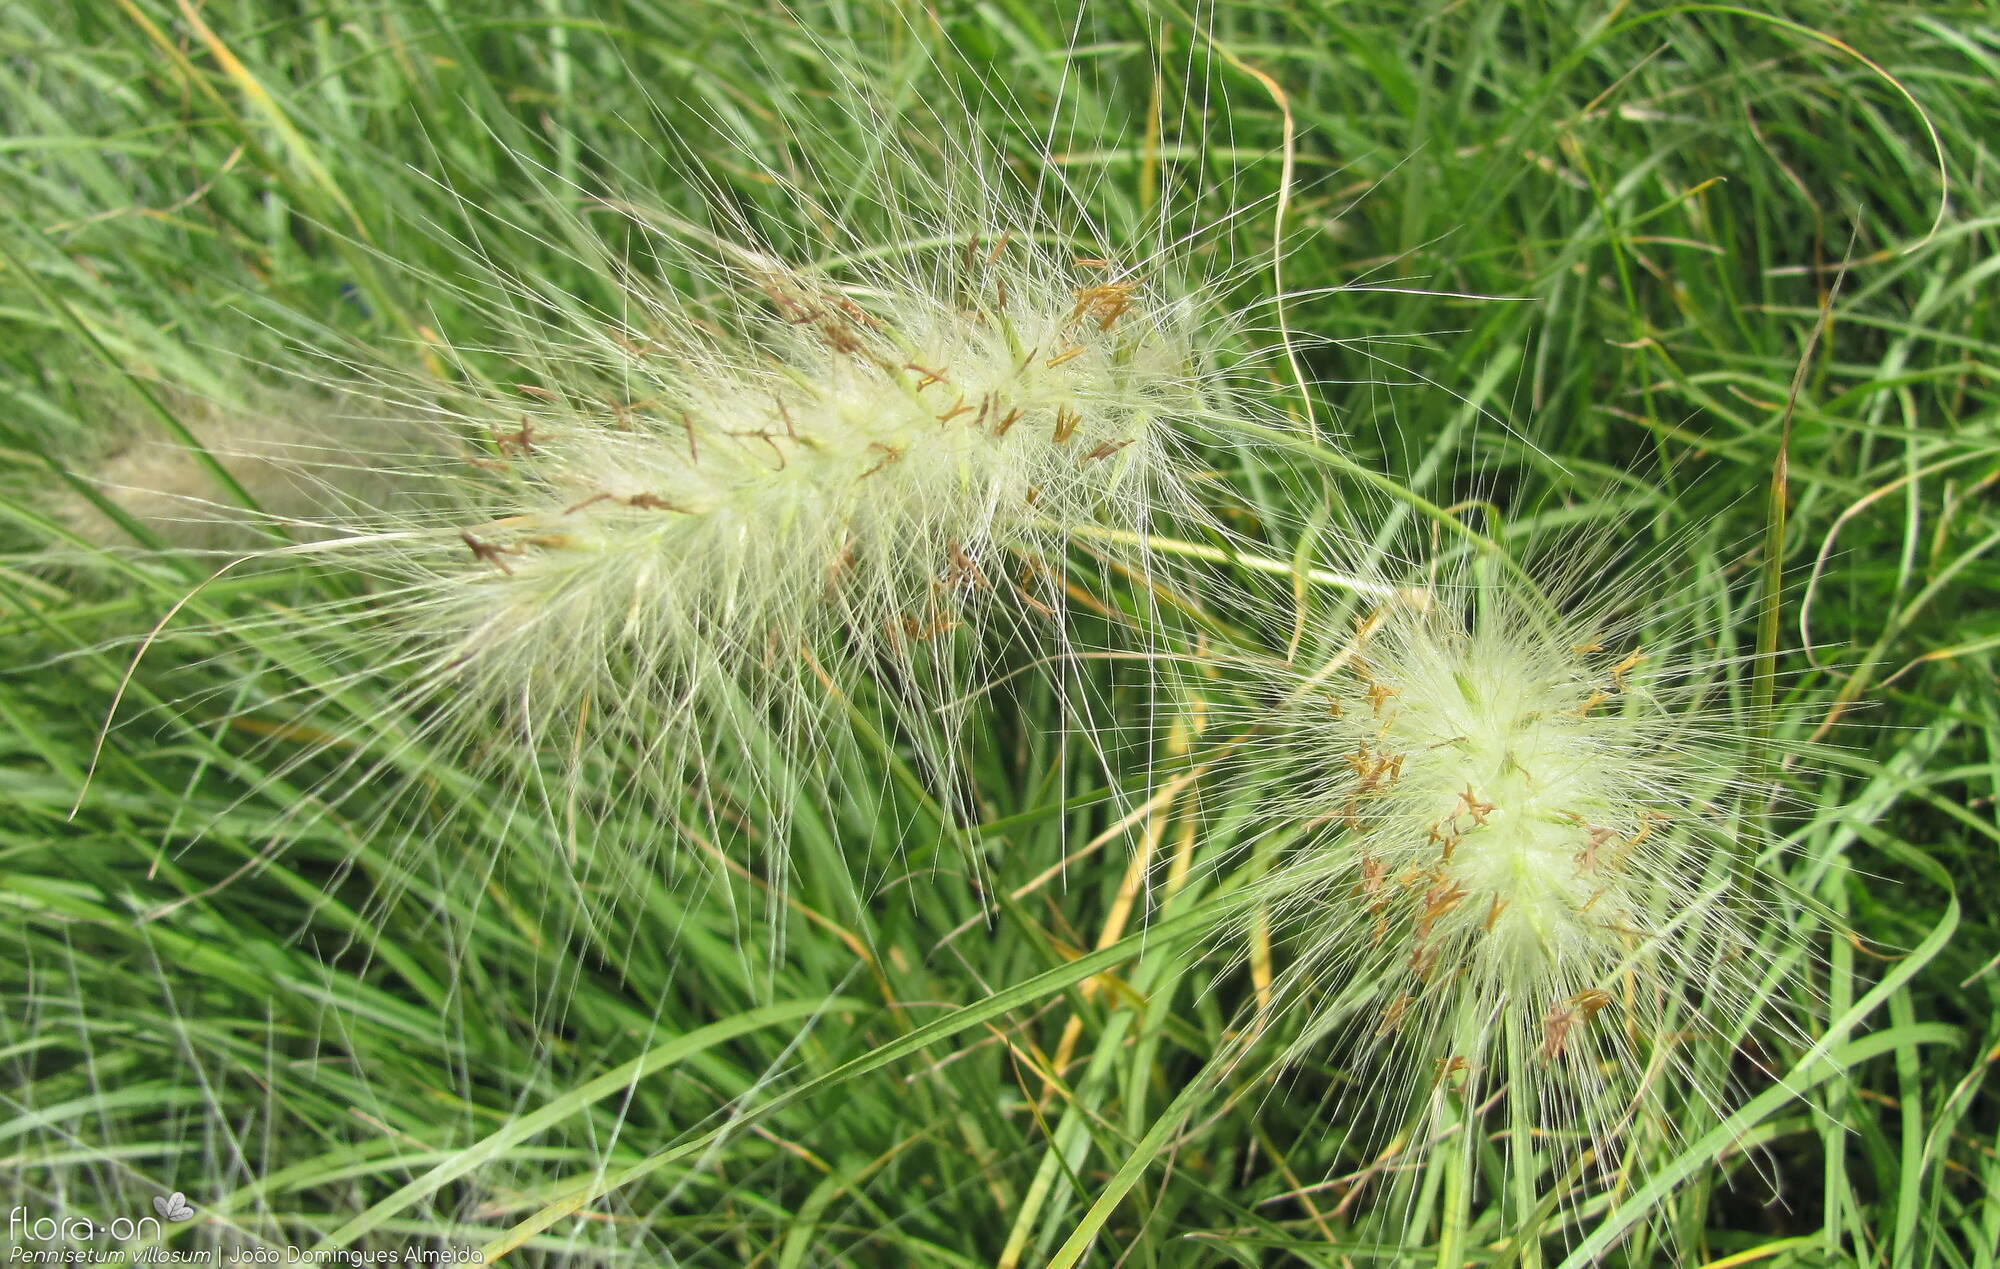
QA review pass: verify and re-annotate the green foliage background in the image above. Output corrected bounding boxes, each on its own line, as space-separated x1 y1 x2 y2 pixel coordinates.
2 1 1995 1264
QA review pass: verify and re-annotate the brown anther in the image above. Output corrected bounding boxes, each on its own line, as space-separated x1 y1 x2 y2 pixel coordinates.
491 417 536 454
1366 680 1399 715
904 363 950 390
860 444 902 478
819 323 863 356
898 612 960 642
734 430 786 470
1415 876 1468 940
936 397 975 424
564 492 615 515
611 331 655 359
1572 639 1605 656
1354 855 1387 905
1067 282 1137 331
1011 578 1056 618
1045 344 1085 368
515 384 558 401
1455 785 1496 826
461 530 515 576
984 229 1013 267
1610 649 1646 691
1482 896 1508 932
625 493 687 513
1428 822 1461 863
1575 824 1620 873
603 395 649 431
1588 918 1650 940
945 542 990 592
1376 994 1413 1037
1433 1056 1470 1086
1366 754 1397 789
1540 990 1613 1063
993 407 1024 437
1079 438 1133 463
1051 406 1080 443
833 296 881 330
1575 688 1611 716
1541 1005 1577 1063
1625 810 1665 853
1343 744 1375 780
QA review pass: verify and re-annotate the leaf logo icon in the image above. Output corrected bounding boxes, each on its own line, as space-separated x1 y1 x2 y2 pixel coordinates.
152 1192 194 1221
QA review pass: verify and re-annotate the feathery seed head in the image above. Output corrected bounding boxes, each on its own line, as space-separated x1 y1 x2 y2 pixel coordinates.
80 61 1283 960
1209 533 1817 1223
401 227 1211 724
1281 581 1711 1014
151 145 1262 949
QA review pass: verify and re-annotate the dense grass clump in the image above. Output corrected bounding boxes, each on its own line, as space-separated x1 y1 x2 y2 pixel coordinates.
3 3 1996 1266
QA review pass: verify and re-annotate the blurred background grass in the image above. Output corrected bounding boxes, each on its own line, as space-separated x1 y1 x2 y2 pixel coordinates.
2 1 1996 1264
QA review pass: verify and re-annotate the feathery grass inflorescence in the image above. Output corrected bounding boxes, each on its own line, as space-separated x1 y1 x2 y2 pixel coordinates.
1204 526 1819 1243
385 224 1207 740
114 143 1263 959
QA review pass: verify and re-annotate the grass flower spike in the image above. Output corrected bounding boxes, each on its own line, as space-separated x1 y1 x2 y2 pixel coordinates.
1302 581 1703 1030
1216 536 1811 1244
138 131 1256 952
408 228 1205 739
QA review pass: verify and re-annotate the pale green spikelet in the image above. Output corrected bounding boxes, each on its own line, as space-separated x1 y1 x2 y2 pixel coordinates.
163 140 1267 956
399 228 1209 731
1204 528 1818 1247
70 37 1293 977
